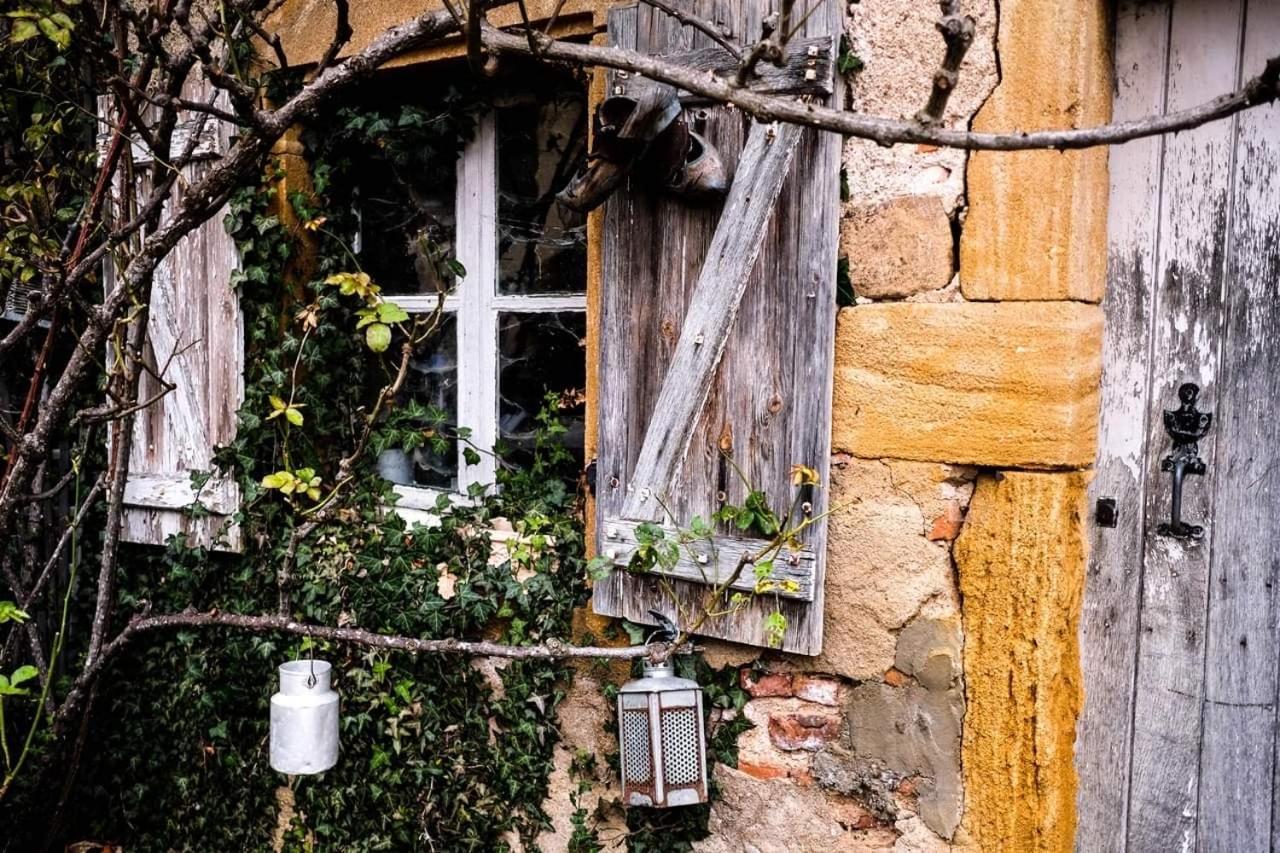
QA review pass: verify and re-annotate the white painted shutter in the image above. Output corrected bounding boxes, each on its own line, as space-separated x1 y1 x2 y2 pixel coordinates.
110 80 244 551
592 0 841 654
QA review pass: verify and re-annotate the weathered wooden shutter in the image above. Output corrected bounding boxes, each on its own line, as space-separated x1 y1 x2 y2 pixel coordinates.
593 0 841 654
106 80 244 551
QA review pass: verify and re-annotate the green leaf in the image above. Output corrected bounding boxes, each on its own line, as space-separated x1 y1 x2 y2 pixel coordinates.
586 555 613 581
261 472 288 489
11 19 39 41
10 665 38 687
38 17 70 49
285 406 304 427
763 611 788 648
365 322 391 352
0 600 30 623
462 447 481 466
378 302 409 323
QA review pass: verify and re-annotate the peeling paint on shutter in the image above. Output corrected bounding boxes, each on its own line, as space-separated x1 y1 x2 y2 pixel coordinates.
593 0 841 654
110 79 244 551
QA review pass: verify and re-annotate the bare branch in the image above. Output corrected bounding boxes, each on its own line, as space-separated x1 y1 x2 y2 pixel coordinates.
55 610 679 730
466 0 499 77
484 27 1280 151
315 0 353 72
915 0 976 126
116 611 678 661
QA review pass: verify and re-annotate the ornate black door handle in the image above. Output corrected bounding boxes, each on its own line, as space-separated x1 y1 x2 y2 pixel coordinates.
1157 383 1212 539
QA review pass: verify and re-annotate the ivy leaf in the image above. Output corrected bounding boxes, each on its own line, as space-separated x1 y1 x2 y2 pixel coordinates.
261 472 289 489
462 447 481 466
763 611 788 648
365 322 391 352
586 555 613 581
38 17 71 49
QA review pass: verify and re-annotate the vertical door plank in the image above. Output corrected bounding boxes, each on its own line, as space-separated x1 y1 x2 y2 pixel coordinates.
1125 1 1243 848
1198 3 1280 850
1075 3 1170 850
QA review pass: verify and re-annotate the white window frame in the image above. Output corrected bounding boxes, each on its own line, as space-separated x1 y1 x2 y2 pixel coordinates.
389 110 587 518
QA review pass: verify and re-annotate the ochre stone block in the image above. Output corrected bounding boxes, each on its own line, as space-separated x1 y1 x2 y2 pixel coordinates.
955 471 1089 851
841 195 955 299
959 0 1112 302
832 302 1102 468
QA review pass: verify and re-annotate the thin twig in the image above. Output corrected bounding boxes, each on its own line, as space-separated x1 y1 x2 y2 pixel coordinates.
316 0 353 72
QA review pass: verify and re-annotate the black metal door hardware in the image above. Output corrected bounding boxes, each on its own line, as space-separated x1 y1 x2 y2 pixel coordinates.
1157 383 1212 540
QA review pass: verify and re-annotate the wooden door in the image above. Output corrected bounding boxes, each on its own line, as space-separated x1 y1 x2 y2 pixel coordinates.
1076 1 1280 850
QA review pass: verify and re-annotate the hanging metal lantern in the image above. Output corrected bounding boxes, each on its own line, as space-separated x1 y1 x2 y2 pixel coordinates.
618 660 708 808
270 659 339 775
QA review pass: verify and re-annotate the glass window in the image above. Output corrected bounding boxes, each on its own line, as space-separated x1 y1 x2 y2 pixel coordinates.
361 73 588 501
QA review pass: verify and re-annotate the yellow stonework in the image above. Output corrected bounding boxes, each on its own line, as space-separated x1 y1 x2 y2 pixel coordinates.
831 302 1103 468
959 0 1112 302
955 471 1090 852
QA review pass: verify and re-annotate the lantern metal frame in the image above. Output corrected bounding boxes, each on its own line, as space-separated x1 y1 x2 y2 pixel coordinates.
617 659 709 808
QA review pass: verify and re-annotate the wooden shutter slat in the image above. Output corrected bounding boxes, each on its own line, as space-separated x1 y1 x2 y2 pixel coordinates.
620 119 802 520
115 78 244 552
593 0 840 655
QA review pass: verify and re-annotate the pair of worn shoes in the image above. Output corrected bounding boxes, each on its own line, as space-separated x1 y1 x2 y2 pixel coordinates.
557 84 728 213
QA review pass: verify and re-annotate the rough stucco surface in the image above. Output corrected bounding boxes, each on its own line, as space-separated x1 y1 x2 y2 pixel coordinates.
693 766 897 853
804 457 974 682
832 302 1103 468
959 0 1112 302
954 471 1090 851
841 0 999 213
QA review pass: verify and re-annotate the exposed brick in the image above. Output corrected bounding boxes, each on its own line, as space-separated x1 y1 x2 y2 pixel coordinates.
768 711 842 752
792 674 841 707
738 760 789 781
883 667 909 687
740 669 794 698
927 500 965 541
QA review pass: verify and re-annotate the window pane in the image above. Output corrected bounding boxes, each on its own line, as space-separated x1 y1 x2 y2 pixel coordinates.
497 311 586 468
357 131 458 297
385 314 459 490
496 90 588 295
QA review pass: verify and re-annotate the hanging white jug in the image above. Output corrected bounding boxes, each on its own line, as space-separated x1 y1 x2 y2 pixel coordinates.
270 659 339 775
